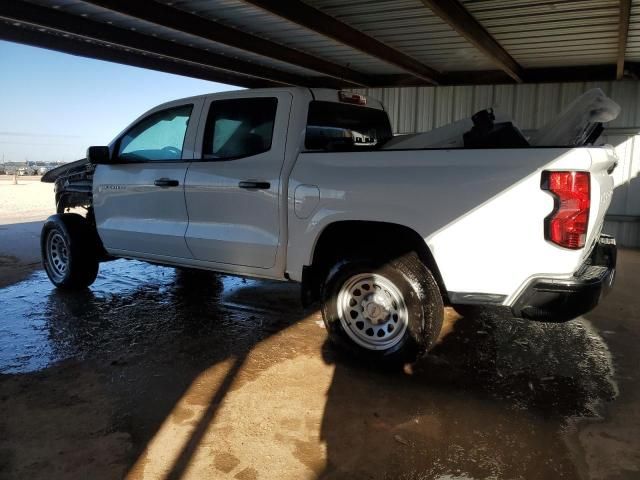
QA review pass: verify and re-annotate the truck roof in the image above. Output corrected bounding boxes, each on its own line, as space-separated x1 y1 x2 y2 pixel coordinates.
152 87 386 112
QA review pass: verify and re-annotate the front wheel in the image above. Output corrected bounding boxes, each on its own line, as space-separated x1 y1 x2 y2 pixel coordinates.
41 214 99 289
321 252 444 364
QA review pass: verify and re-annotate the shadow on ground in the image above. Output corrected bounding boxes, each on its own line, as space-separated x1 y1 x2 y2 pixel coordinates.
0 220 46 288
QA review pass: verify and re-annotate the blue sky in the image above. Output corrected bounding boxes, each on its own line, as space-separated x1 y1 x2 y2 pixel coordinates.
0 40 239 164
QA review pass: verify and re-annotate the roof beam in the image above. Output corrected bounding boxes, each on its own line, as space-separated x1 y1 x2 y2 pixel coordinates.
419 0 524 83
82 0 371 87
447 65 616 85
242 0 441 85
375 64 618 86
617 0 632 79
0 22 273 88
0 0 327 87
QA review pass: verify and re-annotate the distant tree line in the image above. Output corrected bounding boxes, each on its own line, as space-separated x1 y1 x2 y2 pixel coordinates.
0 160 67 176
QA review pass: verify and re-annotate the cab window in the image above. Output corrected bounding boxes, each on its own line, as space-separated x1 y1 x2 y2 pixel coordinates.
118 104 193 161
305 101 392 151
202 97 278 160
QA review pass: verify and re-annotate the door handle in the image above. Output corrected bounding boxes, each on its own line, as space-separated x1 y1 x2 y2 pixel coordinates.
238 180 270 190
154 178 180 187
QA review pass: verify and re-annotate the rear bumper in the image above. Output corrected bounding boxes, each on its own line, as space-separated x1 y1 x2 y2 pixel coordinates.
511 234 617 322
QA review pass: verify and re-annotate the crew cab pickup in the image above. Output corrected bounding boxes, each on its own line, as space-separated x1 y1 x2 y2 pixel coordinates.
41 87 617 363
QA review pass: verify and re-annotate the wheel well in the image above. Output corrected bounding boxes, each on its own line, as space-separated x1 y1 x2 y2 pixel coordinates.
53 161 94 214
301 221 448 306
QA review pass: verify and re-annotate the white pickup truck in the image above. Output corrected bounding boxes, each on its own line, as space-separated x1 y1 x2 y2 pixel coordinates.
41 87 617 363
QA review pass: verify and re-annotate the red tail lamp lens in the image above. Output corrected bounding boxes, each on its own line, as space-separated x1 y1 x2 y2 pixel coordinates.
543 171 590 249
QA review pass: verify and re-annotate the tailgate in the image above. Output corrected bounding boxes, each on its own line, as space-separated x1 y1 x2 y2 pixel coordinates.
583 146 617 261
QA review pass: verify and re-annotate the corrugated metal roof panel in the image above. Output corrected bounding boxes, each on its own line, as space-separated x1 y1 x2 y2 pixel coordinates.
304 0 497 71
172 0 405 75
1 17 269 87
25 0 346 79
624 0 640 61
462 0 620 68
13 0 636 84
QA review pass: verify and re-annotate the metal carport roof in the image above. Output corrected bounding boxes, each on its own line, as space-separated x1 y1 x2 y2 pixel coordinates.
0 0 636 88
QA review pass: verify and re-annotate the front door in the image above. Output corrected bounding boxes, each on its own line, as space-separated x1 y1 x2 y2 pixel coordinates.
94 101 201 259
184 92 292 269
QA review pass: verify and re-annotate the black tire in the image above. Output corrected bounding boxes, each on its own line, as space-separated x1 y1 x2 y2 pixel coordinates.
321 252 444 364
41 213 99 289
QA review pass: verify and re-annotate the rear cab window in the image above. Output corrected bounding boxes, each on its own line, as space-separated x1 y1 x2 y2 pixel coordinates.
305 101 393 152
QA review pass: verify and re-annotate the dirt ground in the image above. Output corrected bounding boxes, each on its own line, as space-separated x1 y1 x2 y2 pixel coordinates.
0 176 55 287
0 176 54 224
0 179 639 479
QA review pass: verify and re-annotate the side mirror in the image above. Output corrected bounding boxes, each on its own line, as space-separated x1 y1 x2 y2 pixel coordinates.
87 146 112 165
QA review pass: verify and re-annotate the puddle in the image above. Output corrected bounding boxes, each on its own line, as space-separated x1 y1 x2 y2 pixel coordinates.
0 259 300 374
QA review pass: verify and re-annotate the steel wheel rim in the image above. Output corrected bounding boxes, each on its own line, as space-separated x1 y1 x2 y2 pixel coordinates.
336 273 408 350
46 231 69 282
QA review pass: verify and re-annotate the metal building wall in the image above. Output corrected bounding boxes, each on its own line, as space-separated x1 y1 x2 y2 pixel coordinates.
353 81 640 248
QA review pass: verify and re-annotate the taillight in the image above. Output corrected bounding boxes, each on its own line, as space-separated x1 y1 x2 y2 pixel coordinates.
542 171 590 249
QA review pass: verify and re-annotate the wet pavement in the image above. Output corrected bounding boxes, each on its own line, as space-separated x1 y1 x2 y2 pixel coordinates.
0 220 44 288
0 253 639 479
0 260 299 374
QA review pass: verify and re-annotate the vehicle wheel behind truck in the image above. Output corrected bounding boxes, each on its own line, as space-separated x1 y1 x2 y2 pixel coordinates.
321 252 444 364
41 213 99 289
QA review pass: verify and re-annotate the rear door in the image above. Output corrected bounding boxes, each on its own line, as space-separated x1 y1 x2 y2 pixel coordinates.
184 92 292 269
94 99 203 259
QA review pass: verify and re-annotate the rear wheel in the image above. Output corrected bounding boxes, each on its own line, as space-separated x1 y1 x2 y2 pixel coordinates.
41 214 99 289
321 252 444 364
